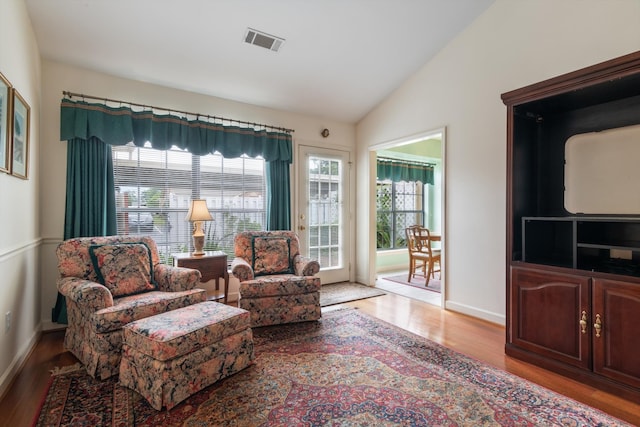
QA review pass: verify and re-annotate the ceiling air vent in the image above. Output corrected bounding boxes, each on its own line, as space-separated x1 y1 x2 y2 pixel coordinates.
244 28 285 52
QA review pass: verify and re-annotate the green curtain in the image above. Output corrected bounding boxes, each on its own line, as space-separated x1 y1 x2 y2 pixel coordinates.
52 136 117 324
376 157 434 184
60 99 293 162
266 160 291 230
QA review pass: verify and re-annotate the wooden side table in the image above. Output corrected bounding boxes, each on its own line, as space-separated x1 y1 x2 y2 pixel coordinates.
172 251 229 303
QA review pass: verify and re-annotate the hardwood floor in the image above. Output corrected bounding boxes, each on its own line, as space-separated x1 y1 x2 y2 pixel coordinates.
0 329 76 426
2 292 639 426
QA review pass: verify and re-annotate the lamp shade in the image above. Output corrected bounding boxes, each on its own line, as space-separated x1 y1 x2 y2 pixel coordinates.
185 200 212 222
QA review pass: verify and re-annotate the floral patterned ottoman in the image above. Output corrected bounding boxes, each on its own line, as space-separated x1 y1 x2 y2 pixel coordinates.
119 301 254 410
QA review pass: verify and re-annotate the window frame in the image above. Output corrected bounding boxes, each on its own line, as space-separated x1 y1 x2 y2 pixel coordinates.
376 180 424 250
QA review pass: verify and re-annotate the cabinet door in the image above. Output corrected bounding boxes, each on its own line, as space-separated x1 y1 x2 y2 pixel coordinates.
592 279 640 388
510 267 591 369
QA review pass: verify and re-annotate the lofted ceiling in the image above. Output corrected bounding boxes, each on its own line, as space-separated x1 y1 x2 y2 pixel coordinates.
25 0 494 123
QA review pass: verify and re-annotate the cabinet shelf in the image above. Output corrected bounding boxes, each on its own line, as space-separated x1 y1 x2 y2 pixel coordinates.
523 216 640 277
577 242 640 252
577 255 640 276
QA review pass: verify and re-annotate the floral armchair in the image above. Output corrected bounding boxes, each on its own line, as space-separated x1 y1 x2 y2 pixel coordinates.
56 235 207 379
231 231 321 327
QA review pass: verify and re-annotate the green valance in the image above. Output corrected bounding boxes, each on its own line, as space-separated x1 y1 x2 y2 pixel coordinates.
60 99 292 162
377 157 434 184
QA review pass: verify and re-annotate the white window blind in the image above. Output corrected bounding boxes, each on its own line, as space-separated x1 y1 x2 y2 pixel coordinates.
112 143 266 262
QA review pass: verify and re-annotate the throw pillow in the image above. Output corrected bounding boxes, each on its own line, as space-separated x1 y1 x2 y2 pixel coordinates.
89 242 156 297
251 236 292 276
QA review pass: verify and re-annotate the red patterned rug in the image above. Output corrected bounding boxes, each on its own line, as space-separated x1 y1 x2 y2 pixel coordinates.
33 309 629 426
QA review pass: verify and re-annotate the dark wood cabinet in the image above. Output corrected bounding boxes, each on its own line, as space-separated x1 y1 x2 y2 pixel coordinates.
509 267 590 370
509 268 640 394
592 278 640 389
503 51 640 401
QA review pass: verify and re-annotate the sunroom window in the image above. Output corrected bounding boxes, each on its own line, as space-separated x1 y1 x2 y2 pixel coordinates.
376 180 424 250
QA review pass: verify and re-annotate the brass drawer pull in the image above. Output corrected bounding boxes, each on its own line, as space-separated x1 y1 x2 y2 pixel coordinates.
594 314 602 338
579 311 587 334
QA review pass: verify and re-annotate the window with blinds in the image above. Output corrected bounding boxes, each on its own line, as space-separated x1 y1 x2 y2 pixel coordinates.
112 143 266 262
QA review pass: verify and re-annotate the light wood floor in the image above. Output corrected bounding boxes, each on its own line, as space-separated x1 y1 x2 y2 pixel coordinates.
2 291 639 426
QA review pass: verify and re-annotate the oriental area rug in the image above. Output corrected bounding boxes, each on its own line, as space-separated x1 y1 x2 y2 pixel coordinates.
34 309 629 426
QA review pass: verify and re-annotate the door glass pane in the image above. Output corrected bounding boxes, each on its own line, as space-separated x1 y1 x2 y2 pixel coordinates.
308 156 342 269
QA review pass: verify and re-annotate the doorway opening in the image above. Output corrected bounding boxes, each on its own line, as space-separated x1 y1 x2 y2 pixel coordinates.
370 129 445 307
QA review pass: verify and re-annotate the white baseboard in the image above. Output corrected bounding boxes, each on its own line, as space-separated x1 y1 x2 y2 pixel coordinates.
375 264 407 274
355 275 369 285
0 326 41 400
445 300 505 326
42 319 66 332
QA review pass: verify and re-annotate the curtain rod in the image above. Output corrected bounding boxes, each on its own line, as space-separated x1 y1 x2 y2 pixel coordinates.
62 90 294 134
378 156 435 167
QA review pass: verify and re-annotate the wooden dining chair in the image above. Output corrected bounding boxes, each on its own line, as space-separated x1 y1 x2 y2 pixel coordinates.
406 225 441 286
405 225 429 283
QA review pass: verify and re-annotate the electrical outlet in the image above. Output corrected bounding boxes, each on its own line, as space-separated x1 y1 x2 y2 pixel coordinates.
5 311 11 334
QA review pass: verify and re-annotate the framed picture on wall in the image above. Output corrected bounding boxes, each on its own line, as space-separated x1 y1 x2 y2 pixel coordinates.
10 88 30 180
0 72 11 174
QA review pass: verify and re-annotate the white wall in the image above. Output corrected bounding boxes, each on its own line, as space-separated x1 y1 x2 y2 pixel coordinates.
356 0 640 324
39 60 356 329
0 0 42 397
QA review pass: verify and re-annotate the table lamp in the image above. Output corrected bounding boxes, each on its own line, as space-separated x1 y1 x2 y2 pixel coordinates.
185 199 212 256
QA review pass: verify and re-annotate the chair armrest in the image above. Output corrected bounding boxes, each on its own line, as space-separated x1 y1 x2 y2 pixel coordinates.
57 277 114 312
294 255 320 276
231 257 254 282
154 264 202 292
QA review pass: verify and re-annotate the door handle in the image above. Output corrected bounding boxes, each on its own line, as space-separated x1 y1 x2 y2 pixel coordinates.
299 225 306 231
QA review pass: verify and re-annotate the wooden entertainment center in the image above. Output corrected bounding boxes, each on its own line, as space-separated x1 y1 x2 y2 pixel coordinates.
502 51 640 401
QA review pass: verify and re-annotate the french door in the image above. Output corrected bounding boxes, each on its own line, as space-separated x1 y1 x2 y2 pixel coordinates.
297 146 351 284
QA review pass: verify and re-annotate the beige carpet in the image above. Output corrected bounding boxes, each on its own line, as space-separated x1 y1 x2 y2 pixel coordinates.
319 282 386 306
